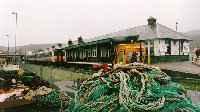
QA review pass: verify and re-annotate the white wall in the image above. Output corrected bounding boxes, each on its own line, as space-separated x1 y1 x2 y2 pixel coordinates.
154 39 166 56
182 41 190 55
153 40 159 56
153 39 190 56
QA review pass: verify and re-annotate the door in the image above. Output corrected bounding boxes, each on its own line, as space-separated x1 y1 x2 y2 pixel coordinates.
118 49 126 64
115 43 146 64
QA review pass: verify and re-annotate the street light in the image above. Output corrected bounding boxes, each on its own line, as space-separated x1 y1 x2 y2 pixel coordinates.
4 34 9 55
11 11 18 64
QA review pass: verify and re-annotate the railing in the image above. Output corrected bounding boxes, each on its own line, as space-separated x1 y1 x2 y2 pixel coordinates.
192 57 200 66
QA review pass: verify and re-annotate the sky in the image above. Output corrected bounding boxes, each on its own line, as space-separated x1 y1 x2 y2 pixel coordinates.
0 0 200 46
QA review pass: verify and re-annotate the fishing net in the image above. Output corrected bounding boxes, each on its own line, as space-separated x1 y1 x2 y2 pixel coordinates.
67 63 200 112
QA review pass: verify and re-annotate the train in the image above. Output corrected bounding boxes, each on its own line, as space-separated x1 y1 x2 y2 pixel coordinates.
27 35 148 67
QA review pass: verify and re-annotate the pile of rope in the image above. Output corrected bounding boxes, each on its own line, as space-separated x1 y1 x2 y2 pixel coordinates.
67 63 200 112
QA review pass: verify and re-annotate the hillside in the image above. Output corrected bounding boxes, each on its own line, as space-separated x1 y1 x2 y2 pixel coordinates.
17 43 60 54
184 30 200 48
0 46 7 51
18 43 56 50
0 43 60 55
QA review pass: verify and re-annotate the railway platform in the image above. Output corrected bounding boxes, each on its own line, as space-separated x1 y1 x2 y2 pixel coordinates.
154 61 200 77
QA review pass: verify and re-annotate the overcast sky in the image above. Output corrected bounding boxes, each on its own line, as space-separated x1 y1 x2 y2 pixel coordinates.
0 0 200 46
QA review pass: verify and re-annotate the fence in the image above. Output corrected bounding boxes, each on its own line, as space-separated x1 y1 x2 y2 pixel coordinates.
192 57 200 66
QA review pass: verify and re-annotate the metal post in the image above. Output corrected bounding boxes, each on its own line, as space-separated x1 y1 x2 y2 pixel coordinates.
189 41 192 62
147 40 151 64
11 12 18 64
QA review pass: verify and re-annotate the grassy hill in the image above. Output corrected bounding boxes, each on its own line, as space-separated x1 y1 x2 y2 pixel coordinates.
184 30 200 48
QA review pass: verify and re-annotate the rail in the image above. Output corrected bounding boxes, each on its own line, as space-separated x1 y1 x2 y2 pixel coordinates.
192 57 200 66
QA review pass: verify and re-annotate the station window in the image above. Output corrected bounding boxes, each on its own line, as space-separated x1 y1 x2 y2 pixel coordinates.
70 51 73 57
100 49 104 57
74 51 76 58
82 49 86 58
101 48 110 57
88 49 91 57
100 49 103 57
79 50 81 58
90 48 96 57
107 49 110 57
66 51 68 58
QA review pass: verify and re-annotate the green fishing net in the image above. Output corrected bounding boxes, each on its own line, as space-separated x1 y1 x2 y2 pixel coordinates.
67 63 200 112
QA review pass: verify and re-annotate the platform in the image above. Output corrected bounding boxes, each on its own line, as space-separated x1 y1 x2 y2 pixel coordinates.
154 61 200 76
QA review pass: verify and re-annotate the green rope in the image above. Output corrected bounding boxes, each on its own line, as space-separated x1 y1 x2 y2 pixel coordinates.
67 63 200 112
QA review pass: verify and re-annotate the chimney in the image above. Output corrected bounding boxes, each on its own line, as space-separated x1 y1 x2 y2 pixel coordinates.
147 16 157 28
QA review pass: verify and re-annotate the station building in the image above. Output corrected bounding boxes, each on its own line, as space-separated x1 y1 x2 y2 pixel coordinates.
63 17 191 64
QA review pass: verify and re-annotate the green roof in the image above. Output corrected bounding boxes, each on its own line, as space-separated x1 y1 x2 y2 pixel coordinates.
65 35 139 50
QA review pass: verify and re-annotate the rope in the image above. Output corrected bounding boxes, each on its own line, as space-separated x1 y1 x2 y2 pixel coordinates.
67 63 200 112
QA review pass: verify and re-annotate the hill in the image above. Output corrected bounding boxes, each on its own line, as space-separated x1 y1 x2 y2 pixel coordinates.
17 43 60 54
184 30 200 48
0 46 7 51
0 43 60 55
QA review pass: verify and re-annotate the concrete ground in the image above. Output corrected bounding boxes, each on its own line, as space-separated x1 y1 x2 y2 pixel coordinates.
154 61 200 75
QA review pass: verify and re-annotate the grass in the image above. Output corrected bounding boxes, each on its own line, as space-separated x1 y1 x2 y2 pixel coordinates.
24 64 200 92
24 64 91 82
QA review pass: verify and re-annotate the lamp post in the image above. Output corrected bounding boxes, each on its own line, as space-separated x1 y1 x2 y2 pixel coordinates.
11 12 18 64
